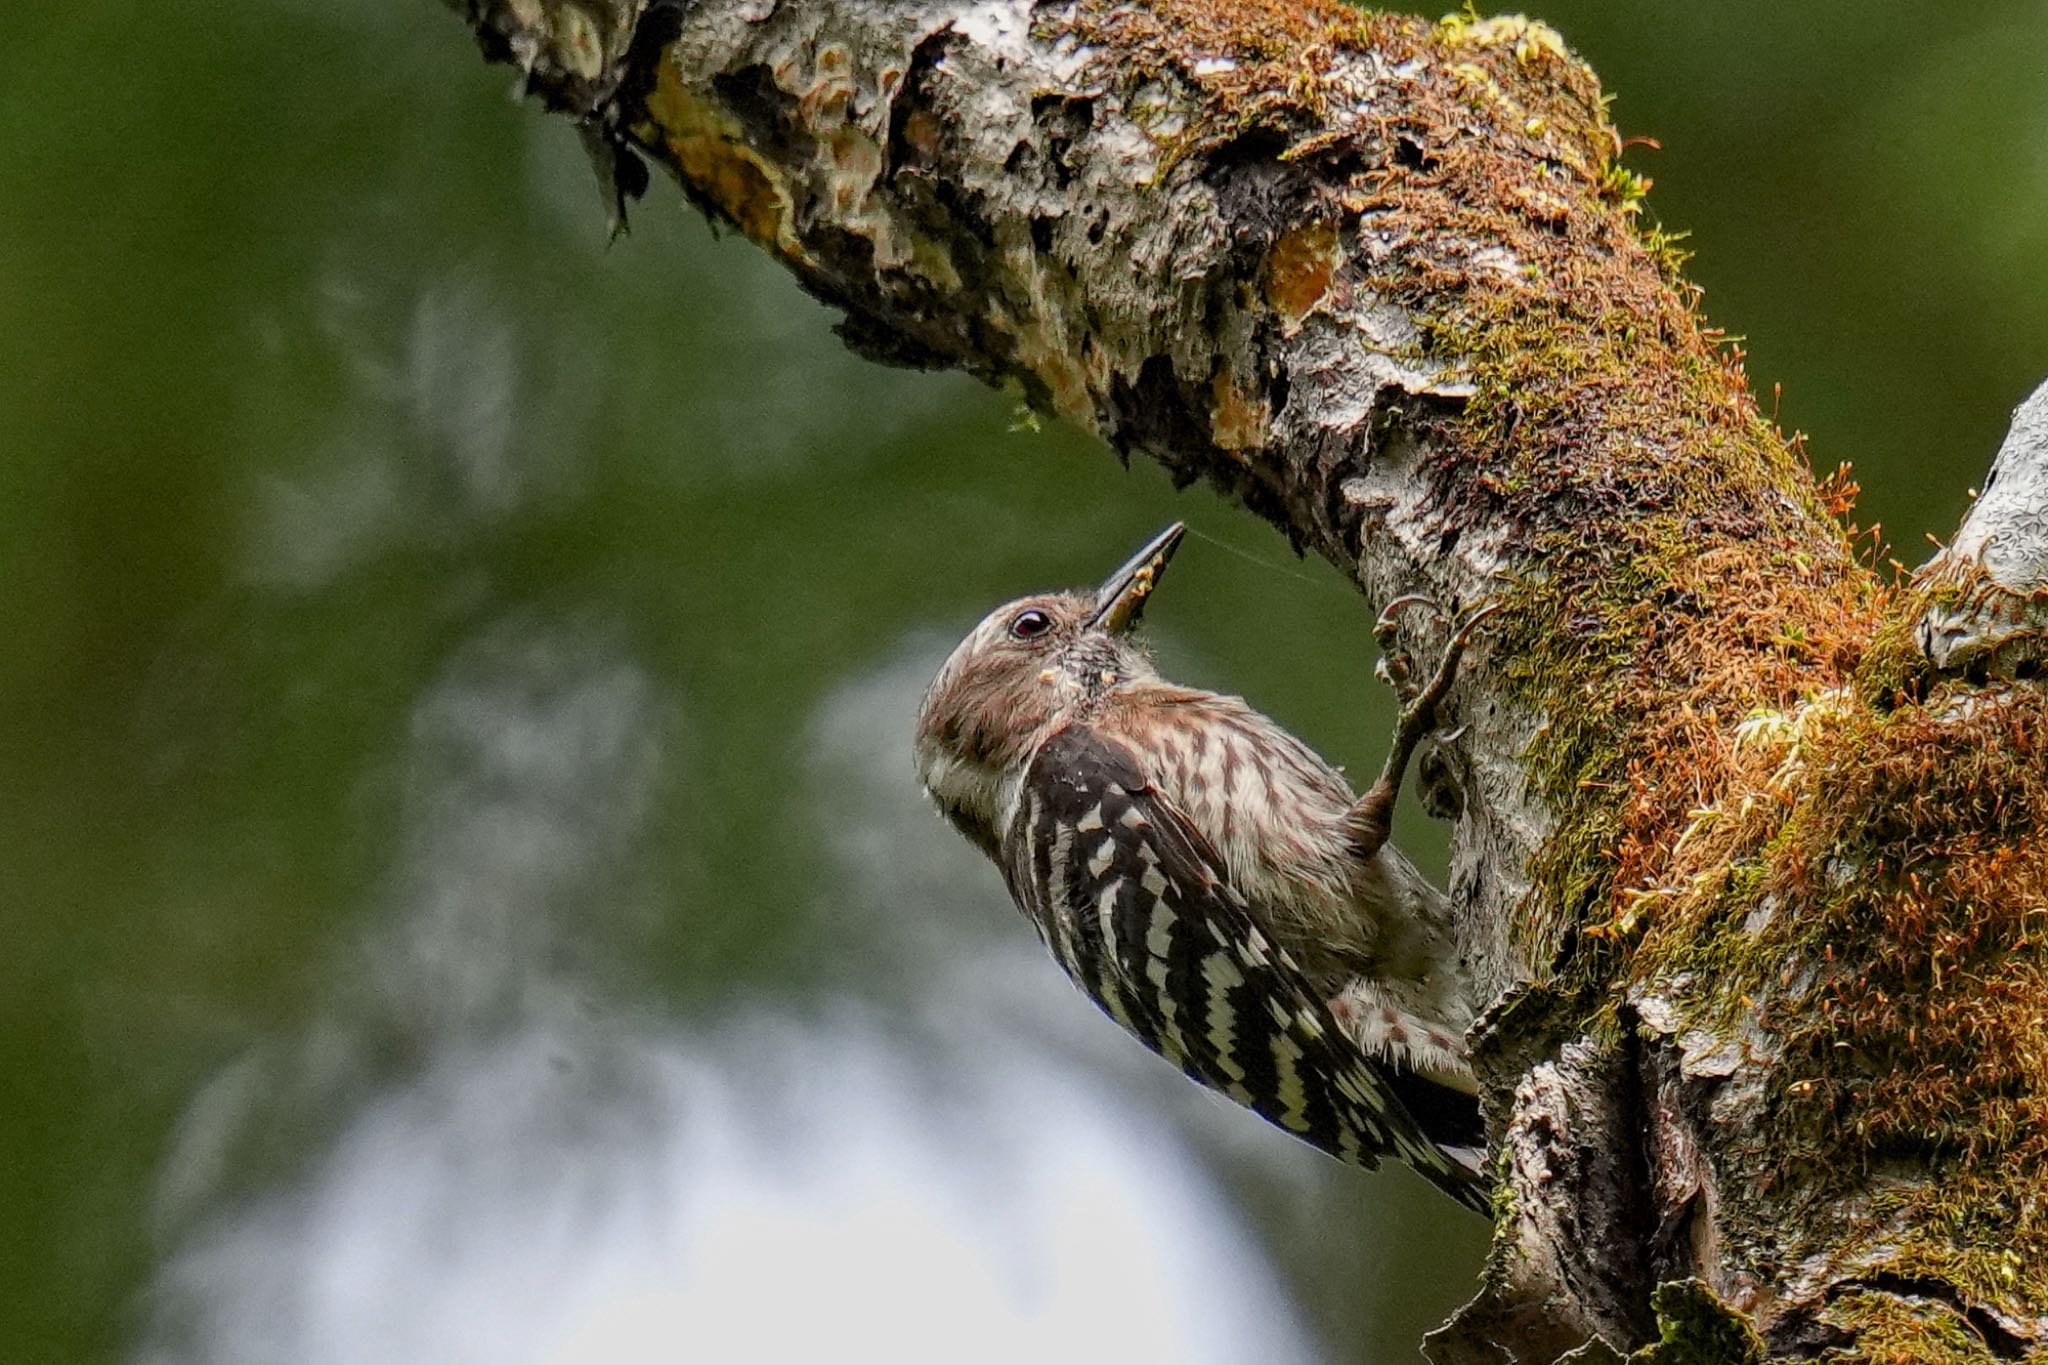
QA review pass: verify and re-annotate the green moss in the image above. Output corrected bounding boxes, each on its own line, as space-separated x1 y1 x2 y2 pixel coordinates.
1817 1292 2010 1365
1643 226 1696 281
1596 159 1654 215
1855 590 1938 703
1629 1280 1765 1365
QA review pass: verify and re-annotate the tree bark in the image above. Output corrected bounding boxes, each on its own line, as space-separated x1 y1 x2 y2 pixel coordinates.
447 1 2048 1359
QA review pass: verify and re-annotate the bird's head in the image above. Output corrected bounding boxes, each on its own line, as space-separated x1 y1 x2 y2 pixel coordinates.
914 522 1184 843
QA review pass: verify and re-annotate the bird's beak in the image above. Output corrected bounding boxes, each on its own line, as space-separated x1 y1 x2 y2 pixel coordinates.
1086 522 1186 635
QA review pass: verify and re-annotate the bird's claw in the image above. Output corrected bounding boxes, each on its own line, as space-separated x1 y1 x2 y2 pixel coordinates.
1402 598 1501 722
1373 592 1447 640
1372 594 1440 692
1374 596 1501 711
1349 595 1501 856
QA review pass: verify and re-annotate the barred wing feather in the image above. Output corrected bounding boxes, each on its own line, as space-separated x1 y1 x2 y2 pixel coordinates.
1002 724 1487 1212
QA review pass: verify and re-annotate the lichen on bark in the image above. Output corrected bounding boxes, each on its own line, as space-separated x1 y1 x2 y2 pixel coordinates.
443 1 2048 1359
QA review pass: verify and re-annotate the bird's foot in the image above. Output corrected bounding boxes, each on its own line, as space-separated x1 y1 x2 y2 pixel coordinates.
1350 597 1500 856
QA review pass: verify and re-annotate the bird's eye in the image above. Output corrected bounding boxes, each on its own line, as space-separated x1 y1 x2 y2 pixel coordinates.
1009 609 1053 640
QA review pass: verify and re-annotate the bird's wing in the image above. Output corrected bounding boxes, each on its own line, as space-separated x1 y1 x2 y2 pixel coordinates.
1002 722 1488 1212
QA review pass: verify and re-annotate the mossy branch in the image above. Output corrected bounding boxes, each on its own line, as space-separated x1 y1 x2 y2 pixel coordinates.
443 3 2048 1360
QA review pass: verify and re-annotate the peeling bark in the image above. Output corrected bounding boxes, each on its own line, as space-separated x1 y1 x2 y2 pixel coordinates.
444 3 2048 1360
1918 383 2048 679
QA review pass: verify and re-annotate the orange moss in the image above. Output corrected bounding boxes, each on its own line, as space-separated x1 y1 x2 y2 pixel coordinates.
1065 0 1371 143
1621 663 2048 1318
1791 711 2048 1159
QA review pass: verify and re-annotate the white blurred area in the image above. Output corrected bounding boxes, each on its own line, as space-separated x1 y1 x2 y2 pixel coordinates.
137 1014 1315 1365
133 621 1324 1365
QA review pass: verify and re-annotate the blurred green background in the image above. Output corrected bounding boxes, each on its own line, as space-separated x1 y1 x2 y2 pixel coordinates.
3 3 2044 1362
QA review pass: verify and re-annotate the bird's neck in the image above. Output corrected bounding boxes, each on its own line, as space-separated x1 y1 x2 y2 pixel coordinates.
915 739 1013 852
916 681 1198 856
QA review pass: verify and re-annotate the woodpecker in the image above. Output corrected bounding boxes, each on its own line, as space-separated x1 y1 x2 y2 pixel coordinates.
914 523 1493 1211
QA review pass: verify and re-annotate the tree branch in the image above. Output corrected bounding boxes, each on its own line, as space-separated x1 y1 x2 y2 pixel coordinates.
445 3 2048 1359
